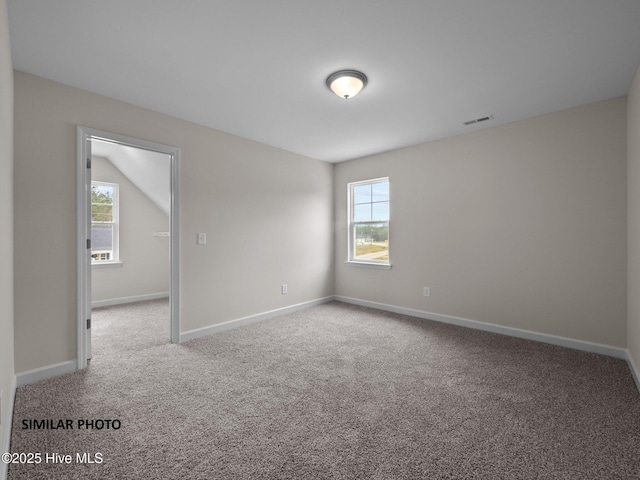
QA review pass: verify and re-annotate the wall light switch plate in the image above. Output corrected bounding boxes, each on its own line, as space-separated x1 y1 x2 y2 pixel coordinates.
423 287 431 297
281 284 288 295
197 233 206 245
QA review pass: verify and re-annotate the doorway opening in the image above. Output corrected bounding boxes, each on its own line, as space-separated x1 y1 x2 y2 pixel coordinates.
77 127 180 369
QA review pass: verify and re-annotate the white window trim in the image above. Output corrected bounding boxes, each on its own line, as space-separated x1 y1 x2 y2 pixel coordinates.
347 177 391 268
91 181 120 265
91 262 123 269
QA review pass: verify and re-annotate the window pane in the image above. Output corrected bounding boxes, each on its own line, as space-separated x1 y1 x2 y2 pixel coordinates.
372 201 389 221
92 184 114 199
91 205 113 223
92 224 113 252
91 183 114 223
354 204 371 222
372 182 389 202
354 223 389 261
354 184 371 204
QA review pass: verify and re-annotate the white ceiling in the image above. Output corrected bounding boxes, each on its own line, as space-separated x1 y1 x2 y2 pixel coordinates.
7 0 640 163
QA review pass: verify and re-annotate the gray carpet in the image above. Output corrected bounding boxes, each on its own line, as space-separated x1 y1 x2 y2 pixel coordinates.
8 300 640 479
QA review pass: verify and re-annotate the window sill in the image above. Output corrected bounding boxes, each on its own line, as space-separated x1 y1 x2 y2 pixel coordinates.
92 261 123 269
345 260 392 270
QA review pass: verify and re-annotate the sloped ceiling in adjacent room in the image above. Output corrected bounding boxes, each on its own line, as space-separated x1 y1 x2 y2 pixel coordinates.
92 140 171 216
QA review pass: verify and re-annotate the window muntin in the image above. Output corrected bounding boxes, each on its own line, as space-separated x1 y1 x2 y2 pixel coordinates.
91 182 119 264
348 178 390 264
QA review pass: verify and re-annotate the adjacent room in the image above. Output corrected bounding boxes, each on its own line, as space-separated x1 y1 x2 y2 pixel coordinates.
2 1 640 478
89 140 173 355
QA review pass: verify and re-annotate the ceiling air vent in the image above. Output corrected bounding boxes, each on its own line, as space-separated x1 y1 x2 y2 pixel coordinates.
463 114 494 126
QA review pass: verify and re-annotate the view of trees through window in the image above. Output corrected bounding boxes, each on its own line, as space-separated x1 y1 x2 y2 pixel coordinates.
91 182 117 262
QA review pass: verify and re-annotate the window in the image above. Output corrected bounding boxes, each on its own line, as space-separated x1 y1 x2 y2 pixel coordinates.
91 182 119 264
348 177 390 265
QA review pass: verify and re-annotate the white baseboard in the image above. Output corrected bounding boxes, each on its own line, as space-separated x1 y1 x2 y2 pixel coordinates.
627 350 640 394
1 375 16 480
92 292 169 308
180 296 334 343
15 295 636 400
15 360 77 387
335 296 627 359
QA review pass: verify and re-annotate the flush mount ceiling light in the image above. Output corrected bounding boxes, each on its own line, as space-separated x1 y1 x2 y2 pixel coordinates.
326 70 368 99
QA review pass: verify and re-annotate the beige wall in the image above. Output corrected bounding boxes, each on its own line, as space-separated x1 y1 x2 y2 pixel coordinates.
91 156 170 303
0 0 14 458
14 71 334 373
335 97 627 347
629 66 640 368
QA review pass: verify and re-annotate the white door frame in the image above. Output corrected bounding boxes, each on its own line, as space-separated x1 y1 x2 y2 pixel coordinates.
76 126 180 370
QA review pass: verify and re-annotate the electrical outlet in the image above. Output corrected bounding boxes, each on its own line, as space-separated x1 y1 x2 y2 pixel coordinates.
423 287 431 297
281 284 288 295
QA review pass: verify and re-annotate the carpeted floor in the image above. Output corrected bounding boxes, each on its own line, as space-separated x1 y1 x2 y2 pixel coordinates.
8 300 640 479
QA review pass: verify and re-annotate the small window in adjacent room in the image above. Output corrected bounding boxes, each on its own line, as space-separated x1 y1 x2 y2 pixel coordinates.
91 181 119 264
348 177 390 266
